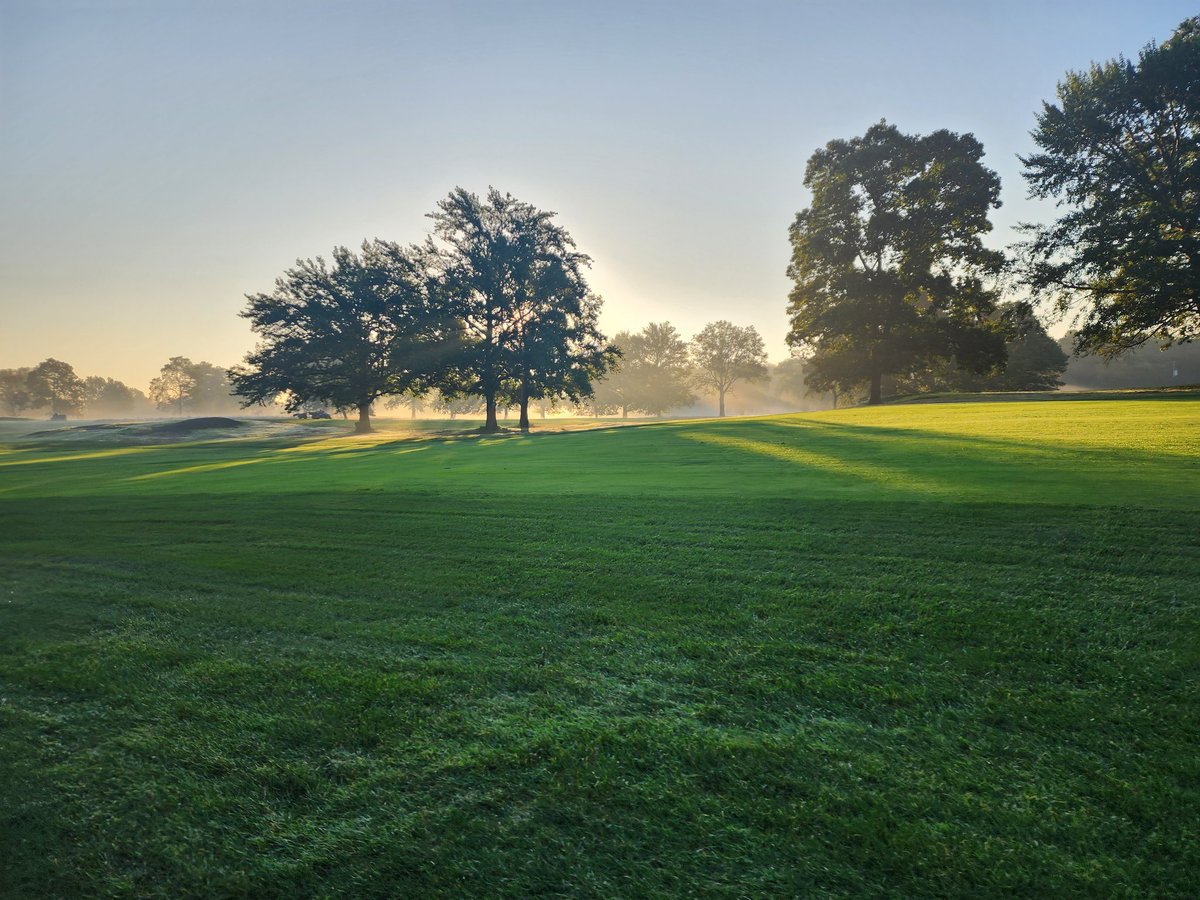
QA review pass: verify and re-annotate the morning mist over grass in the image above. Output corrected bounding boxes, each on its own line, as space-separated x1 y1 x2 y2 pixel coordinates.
2 2 1199 897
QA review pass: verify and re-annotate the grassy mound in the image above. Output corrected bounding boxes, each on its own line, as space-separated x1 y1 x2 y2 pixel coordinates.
1 400 1197 896
144 416 246 434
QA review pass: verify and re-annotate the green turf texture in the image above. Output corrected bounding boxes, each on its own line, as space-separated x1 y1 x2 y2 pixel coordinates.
1 400 1197 897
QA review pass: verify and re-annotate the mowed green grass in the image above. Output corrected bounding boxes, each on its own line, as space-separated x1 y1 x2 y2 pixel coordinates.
1 400 1197 897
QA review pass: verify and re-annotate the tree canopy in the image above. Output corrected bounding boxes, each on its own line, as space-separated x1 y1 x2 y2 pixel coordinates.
0 368 33 417
1020 18 1200 356
592 322 695 417
426 187 613 432
27 358 85 416
787 121 1007 404
690 321 769 417
231 240 456 433
149 357 198 415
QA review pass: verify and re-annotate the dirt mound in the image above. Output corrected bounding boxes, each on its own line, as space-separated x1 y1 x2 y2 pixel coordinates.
146 417 246 434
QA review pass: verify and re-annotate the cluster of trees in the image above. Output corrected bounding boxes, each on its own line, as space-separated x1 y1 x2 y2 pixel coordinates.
147 357 239 415
0 359 146 418
787 19 1199 403
589 320 768 417
0 357 239 419
231 188 616 433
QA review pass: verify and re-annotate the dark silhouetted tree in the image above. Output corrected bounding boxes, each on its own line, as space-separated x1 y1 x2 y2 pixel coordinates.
27 358 84 416
690 321 768 416
787 121 1007 404
895 303 1069 393
508 292 617 431
426 187 610 432
989 305 1069 391
1020 18 1200 355
231 241 457 433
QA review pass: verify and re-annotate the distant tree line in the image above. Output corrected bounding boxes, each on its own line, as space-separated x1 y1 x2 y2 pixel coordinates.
786 18 1199 403
0 356 241 419
586 320 768 418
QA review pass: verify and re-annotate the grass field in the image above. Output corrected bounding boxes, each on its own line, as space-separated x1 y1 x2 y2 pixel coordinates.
2 400 1198 897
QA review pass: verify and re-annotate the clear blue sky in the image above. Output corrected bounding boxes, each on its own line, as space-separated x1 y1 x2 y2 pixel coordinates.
1 0 1193 388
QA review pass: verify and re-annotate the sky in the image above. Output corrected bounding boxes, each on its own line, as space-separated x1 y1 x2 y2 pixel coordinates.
1 0 1195 389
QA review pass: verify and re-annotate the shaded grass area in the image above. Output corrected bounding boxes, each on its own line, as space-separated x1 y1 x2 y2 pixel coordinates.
1 401 1198 896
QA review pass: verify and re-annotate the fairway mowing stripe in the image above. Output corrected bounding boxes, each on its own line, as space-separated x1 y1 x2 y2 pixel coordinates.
681 431 951 493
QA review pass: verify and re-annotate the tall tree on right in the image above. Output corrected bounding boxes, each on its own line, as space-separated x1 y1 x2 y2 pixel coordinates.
690 321 768 417
1019 18 1200 355
787 121 1007 404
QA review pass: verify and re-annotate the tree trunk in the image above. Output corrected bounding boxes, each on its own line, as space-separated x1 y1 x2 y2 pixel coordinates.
410 404 416 419
356 402 372 433
831 387 839 410
519 381 531 432
868 371 882 405
621 405 627 419
483 393 499 432
718 388 726 417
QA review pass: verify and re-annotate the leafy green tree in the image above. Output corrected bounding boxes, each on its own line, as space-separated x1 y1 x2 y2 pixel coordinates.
893 304 1068 394
787 121 1007 404
27 358 85 416
801 345 870 408
588 331 637 416
591 322 695 417
0 368 33 417
82 376 146 416
989 305 1069 391
149 357 198 415
231 241 457 433
690 321 768 417
1020 18 1200 355
426 187 610 432
505 283 616 432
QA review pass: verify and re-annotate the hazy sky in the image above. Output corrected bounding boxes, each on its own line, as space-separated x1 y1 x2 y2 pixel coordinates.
1 0 1194 389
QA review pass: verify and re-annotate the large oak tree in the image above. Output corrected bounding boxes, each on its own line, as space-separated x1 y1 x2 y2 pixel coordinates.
426 187 612 432
1020 18 1200 355
231 240 456 433
27 358 85 416
787 121 1007 404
